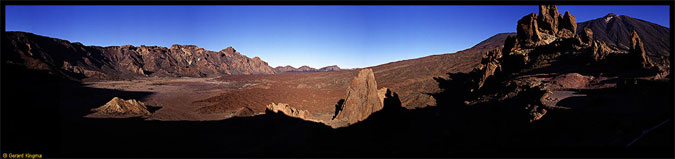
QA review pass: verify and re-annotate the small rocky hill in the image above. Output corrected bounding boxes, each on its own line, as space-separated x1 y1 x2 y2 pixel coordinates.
85 97 153 118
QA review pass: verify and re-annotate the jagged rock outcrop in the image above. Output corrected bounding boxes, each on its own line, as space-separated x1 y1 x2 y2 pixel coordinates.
559 11 577 38
537 5 560 35
86 97 152 118
377 87 389 106
334 69 383 125
266 103 312 120
476 48 503 90
517 13 541 47
537 5 577 39
629 31 654 69
2 32 276 80
550 73 594 89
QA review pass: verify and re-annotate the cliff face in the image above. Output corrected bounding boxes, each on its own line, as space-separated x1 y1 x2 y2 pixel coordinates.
2 32 276 80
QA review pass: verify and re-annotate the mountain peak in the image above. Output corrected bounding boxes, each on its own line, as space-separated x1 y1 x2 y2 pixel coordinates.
603 13 620 23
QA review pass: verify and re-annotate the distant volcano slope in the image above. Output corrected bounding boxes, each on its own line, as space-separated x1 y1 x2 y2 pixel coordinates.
577 13 670 63
2 32 276 81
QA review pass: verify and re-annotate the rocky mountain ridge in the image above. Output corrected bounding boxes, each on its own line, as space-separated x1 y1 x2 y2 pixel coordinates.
274 65 342 73
2 31 276 81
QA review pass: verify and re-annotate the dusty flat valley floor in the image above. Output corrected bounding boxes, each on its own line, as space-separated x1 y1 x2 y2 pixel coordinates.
84 77 242 121
82 71 358 122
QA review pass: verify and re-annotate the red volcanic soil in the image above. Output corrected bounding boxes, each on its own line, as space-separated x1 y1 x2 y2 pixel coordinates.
199 33 517 115
369 33 515 109
200 71 358 120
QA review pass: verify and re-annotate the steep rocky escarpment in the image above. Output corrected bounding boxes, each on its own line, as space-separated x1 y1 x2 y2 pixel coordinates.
2 32 275 81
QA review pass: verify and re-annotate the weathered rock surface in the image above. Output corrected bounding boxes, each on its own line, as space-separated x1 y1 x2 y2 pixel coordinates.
476 48 503 90
86 97 151 118
517 13 541 47
629 31 654 69
537 5 560 35
558 11 577 38
266 103 312 120
334 68 383 125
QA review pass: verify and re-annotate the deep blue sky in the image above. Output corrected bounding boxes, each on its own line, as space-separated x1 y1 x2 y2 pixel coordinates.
5 5 670 69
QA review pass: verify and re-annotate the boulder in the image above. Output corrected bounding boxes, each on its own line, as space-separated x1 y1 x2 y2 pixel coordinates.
551 73 594 89
266 103 311 119
334 68 383 125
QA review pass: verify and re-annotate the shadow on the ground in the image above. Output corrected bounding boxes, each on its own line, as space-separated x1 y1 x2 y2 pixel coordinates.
1 64 672 158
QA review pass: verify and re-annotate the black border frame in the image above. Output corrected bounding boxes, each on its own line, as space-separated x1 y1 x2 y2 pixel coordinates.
1 0 673 158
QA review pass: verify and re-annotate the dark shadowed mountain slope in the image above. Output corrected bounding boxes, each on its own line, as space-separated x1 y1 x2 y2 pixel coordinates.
577 13 670 59
369 32 514 109
2 31 276 81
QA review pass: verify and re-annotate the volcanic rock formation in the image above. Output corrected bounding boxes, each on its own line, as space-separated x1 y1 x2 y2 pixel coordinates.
440 5 669 123
629 31 654 69
333 69 384 125
266 103 313 120
86 97 152 118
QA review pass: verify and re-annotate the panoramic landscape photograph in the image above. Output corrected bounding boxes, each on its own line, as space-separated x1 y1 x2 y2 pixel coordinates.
1 3 673 158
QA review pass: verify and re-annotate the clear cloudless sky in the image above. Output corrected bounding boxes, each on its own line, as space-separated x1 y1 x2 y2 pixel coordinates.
5 5 670 69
